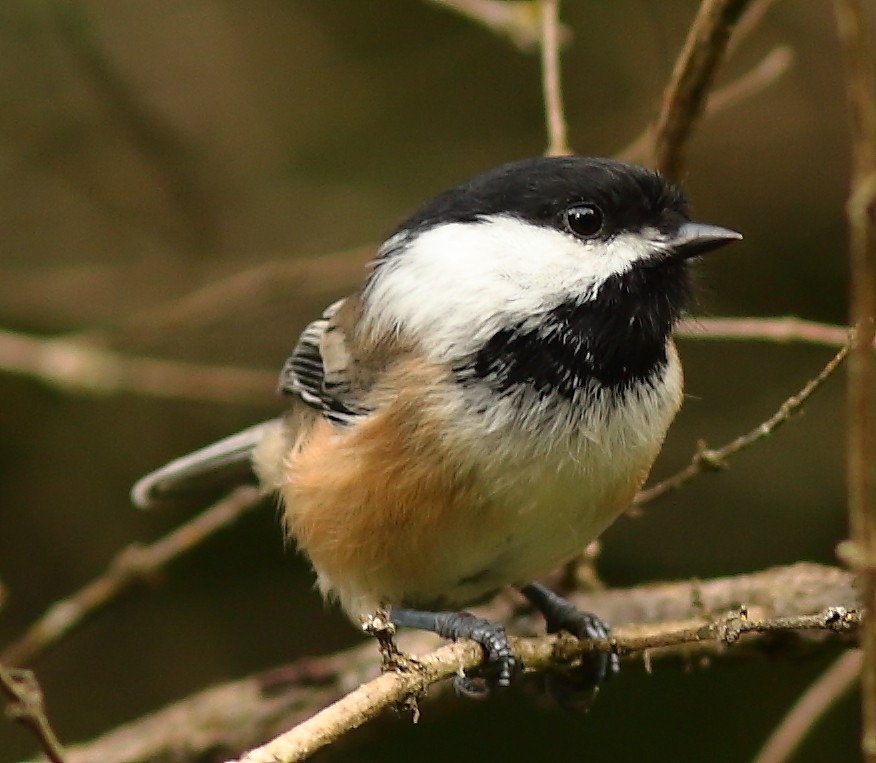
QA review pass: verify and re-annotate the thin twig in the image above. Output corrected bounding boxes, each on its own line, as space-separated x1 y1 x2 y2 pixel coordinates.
676 316 864 349
85 245 373 348
636 341 849 506
0 328 276 406
706 45 794 117
729 0 784 54
424 0 562 51
231 606 860 763
650 0 752 180
618 44 794 164
834 1 876 759
46 1 218 254
1 486 263 667
540 0 570 156
0 666 68 763
752 649 863 763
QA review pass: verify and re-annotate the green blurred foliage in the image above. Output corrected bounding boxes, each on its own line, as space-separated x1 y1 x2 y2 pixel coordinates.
0 1 859 761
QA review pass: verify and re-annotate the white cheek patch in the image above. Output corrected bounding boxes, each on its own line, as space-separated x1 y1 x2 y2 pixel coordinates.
364 216 661 363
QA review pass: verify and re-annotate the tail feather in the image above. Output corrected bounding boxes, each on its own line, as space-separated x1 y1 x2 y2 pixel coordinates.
131 419 281 509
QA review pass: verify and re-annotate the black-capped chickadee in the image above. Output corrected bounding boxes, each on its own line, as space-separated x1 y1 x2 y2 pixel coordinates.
133 156 741 692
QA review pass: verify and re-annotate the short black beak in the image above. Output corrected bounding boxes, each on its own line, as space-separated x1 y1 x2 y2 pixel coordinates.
671 222 742 259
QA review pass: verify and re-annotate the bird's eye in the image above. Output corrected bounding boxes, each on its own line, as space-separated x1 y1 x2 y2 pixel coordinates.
564 204 603 238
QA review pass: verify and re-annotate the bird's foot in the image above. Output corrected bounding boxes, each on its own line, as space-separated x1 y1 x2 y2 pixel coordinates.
389 608 515 698
519 582 619 712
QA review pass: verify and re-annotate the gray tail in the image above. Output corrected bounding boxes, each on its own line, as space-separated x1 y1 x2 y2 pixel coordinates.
131 419 280 509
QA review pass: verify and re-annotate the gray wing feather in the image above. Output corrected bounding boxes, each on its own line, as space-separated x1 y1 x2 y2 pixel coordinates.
131 420 280 509
132 299 368 509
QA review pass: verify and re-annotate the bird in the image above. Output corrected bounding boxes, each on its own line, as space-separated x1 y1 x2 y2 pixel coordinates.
132 155 741 695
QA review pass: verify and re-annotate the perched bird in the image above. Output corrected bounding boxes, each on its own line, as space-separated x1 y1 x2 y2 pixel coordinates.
133 156 740 692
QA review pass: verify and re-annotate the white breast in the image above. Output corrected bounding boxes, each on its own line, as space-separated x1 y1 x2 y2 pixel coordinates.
402 349 684 607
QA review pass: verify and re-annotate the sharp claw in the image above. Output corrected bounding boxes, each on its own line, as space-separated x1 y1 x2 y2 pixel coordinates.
389 608 516 694
453 674 492 699
449 612 515 688
518 583 619 709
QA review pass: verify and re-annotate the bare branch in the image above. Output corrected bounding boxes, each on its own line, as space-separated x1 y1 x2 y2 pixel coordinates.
650 0 753 180
5 312 864 414
618 45 794 165
540 0 570 156
232 605 859 763
677 315 864 348
0 666 68 763
636 341 849 506
706 45 794 116
729 0 784 54
424 0 565 51
45 0 219 253
0 328 275 405
1 486 262 667
88 245 373 349
11 563 853 763
834 1 876 759
752 649 862 763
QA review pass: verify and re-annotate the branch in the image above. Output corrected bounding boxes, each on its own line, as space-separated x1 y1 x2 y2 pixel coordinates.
707 45 793 115
0 666 68 763
729 0 784 54
86 245 373 349
16 564 855 763
650 0 753 180
676 316 865 348
46 0 219 253
834 0 876 759
3 316 862 408
1 486 262 667
540 0 570 156
635 340 849 506
618 44 794 165
0 327 275 406
232 602 859 763
424 0 566 51
752 649 862 763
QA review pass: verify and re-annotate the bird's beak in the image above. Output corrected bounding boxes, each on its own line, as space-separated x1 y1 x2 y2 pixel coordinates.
671 222 742 259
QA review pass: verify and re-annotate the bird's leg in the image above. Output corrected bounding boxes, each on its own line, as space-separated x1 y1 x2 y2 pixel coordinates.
518 582 619 711
389 608 515 697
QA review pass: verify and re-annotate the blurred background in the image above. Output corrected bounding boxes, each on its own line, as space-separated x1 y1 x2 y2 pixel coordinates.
0 1 861 760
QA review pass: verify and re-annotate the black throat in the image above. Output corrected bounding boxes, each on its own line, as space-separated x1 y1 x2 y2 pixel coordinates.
464 259 692 398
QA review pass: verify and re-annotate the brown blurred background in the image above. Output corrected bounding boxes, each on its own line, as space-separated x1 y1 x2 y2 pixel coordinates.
0 1 861 761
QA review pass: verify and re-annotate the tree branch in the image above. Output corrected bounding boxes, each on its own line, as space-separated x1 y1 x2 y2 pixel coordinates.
752 649 862 763
232 607 859 763
635 340 849 506
676 316 865 348
0 666 68 763
0 327 275 406
618 44 794 165
85 245 373 349
539 0 570 156
11 563 856 763
651 0 753 180
45 0 219 254
833 0 876 759
1 317 862 411
424 0 563 51
1 486 263 667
